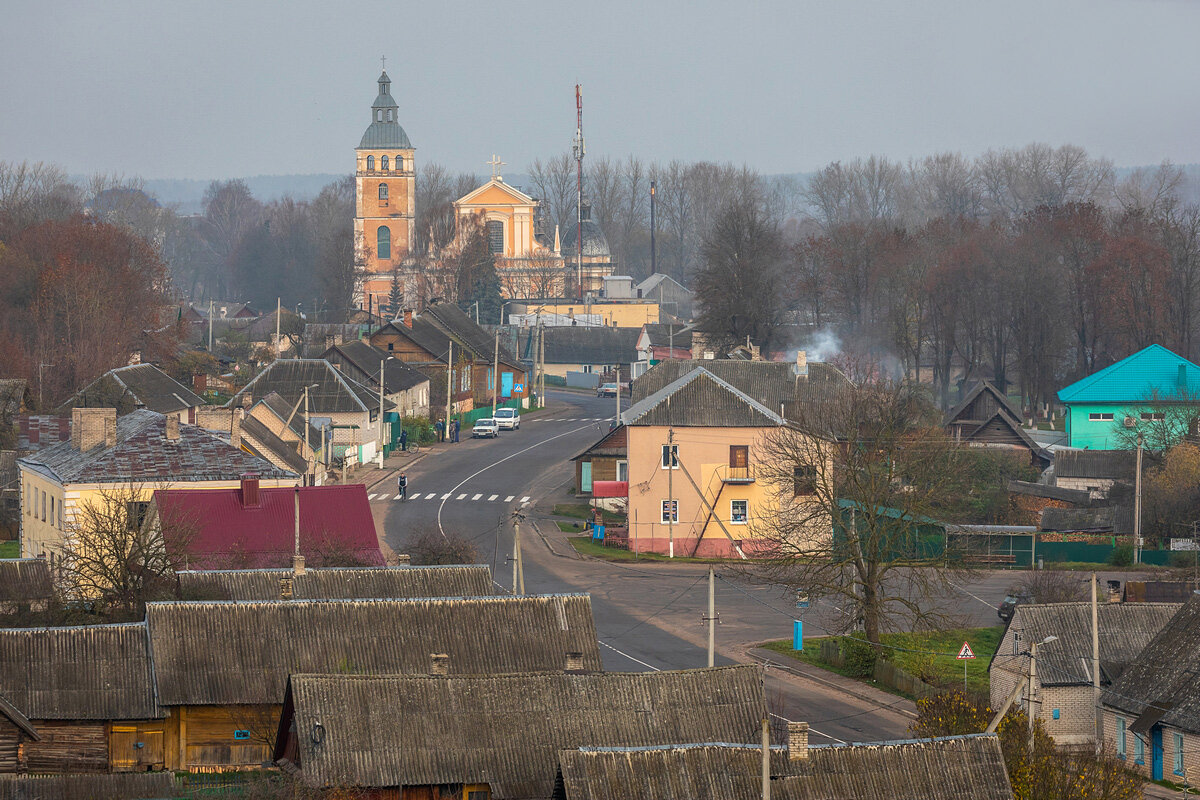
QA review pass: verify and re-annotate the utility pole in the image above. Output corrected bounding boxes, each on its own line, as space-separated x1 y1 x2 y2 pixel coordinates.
512 513 525 595
573 84 585 301
275 297 281 359
539 322 546 408
378 357 387 466
1092 573 1102 754
492 329 500 419
667 426 675 559
615 362 621 425
445 341 453 435
208 299 214 351
1028 639 1039 753
707 565 716 667
303 384 312 486
650 180 657 276
1134 431 1144 565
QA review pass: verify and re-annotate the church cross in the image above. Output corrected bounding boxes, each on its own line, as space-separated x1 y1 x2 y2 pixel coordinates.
381 55 386 71
487 154 506 180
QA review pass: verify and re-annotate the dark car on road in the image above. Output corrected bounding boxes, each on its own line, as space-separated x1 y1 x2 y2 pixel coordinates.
998 590 1033 623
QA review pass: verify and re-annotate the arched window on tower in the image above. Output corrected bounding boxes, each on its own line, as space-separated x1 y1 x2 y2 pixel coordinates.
486 220 504 255
378 183 389 201
387 109 393 122
377 109 383 122
367 155 375 171
395 156 403 171
377 226 391 260
381 156 389 171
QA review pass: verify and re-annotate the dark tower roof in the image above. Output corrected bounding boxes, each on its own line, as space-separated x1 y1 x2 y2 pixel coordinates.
561 202 610 257
358 70 413 150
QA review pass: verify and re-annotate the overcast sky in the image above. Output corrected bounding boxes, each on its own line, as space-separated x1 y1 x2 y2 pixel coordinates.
3 1 1198 181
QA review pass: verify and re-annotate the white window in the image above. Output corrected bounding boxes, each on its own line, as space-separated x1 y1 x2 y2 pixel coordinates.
1117 718 1126 758
1135 731 1145 764
660 500 677 524
1175 731 1184 775
1088 412 1114 421
1141 412 1165 421
661 444 679 469
731 499 748 524
616 460 628 482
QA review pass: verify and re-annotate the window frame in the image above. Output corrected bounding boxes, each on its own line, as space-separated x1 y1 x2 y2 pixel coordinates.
1141 412 1166 421
1088 412 1115 421
367 155 375 171
660 499 678 524
1174 731 1184 776
381 155 389 171
1134 730 1145 765
378 182 389 201
1117 717 1126 758
486 219 504 255
793 464 817 497
377 226 391 260
729 444 748 469
661 444 679 469
616 460 628 482
730 499 748 525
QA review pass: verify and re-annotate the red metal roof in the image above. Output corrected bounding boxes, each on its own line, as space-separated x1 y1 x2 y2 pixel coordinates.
592 481 628 498
154 483 384 569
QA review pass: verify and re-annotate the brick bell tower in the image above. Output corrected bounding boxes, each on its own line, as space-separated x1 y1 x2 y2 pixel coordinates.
354 64 415 313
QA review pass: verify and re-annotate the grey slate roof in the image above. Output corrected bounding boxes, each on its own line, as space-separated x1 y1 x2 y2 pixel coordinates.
227 359 392 414
521 326 640 365
1054 449 1138 480
0 773 175 800
557 734 1013 800
623 367 785 428
1103 595 1200 733
632 359 849 412
238 413 309 474
145 594 600 706
255 391 324 445
0 559 53 604
0 623 161 720
1040 505 1133 534
322 340 430 393
17 410 293 485
280 665 764 796
995 602 1179 687
425 303 522 370
641 323 694 350
174 565 495 601
60 364 203 415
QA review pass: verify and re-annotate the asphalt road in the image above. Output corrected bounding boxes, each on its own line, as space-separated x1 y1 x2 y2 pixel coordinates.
377 389 1135 745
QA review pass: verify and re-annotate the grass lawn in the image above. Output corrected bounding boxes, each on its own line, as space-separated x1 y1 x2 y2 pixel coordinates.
762 625 1005 698
0 540 18 559
552 503 626 525
567 536 727 563
556 520 586 533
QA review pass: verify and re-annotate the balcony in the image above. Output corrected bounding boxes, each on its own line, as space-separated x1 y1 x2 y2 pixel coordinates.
723 466 755 484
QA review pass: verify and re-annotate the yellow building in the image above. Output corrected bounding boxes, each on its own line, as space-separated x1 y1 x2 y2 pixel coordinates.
355 69 416 313
510 300 660 328
17 408 295 562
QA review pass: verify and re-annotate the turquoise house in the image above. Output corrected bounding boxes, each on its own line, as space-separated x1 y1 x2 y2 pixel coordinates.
1057 345 1200 449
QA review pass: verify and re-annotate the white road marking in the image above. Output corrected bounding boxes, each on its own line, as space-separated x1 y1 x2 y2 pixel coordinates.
471 493 483 501
368 493 377 500
441 493 451 499
520 496 531 503
505 495 515 502
488 494 499 501
457 493 467 500
394 494 405 501
425 493 437 499
377 494 390 501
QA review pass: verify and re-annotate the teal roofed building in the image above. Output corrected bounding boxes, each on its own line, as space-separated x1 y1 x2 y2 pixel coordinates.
1057 345 1200 449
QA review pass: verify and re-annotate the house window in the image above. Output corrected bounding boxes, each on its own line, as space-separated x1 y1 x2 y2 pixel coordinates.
616 460 628 482
378 183 389 201
461 369 470 392
367 155 375 171
377 226 391 260
1135 731 1145 765
1117 718 1126 758
395 156 403 171
731 499 748 524
661 444 679 469
381 155 389 171
1175 732 1185 775
1088 412 1114 421
41 490 46 522
49 496 54 528
660 499 677 524
793 465 817 497
1142 412 1166 421
487 220 504 255
729 445 748 469
387 342 394 351
126 501 149 532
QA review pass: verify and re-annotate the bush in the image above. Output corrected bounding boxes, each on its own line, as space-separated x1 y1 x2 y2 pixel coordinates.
841 634 878 678
1170 550 1197 569
406 528 480 566
401 416 437 445
1108 544 1134 567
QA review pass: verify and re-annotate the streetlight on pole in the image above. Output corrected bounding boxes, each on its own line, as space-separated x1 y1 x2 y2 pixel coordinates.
379 356 394 467
470 301 479 324
302 383 318 485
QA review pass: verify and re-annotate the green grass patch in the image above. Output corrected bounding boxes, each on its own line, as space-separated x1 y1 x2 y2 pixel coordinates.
556 520 585 533
0 540 19 559
566 536 725 563
763 625 1004 698
553 503 626 525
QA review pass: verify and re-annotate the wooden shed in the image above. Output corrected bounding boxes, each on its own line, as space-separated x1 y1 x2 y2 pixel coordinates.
0 695 38 774
173 565 495 601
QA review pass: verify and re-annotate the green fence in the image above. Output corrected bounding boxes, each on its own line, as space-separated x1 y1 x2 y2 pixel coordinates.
455 398 526 427
949 531 1173 567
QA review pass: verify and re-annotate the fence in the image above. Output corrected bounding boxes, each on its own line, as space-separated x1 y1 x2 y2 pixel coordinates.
949 530 1174 567
0 772 174 800
815 637 939 698
454 397 527 428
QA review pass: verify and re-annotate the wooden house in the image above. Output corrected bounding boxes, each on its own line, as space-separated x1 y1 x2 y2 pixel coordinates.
0 559 53 616
0 623 164 774
944 381 1047 467
172 565 494 601
273 665 765 799
145 594 600 772
0 772 175 799
0 694 39 773
570 425 626 497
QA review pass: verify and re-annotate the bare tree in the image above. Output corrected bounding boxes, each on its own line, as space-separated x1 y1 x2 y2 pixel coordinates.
527 152 578 237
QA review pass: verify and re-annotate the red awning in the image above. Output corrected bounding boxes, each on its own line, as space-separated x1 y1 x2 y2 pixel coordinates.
592 481 628 498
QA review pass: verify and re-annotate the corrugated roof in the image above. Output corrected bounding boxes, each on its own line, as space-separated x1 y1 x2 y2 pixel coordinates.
0 773 175 800
572 425 627 461
519 326 640 365
632 360 848 412
281 665 764 795
238 413 309 474
0 559 53 603
17 410 293 484
323 340 430 393
254 391 323 445
227 360 391 414
642 324 694 349
557 734 1013 800
61 364 204 415
174 565 495 601
146 594 600 706
996 602 1179 687
425 304 522 370
1006 480 1091 504
1058 344 1200 404
623 368 784 428
0 623 161 720
1103 595 1200 732
1040 505 1133 534
153 484 383 570
1054 449 1137 480
15 415 70 451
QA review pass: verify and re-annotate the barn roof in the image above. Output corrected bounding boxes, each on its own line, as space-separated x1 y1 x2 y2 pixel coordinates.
145 594 600 707
0 559 53 604
278 665 764 796
174 565 494 601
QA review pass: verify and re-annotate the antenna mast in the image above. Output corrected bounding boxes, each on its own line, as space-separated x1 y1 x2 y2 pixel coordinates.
572 84 585 301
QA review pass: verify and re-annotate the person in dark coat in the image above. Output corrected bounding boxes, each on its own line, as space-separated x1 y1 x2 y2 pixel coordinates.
397 473 408 500
451 419 460 443
400 428 408 452
435 419 445 442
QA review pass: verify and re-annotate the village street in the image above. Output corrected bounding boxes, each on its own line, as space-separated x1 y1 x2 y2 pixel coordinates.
377 389 1043 745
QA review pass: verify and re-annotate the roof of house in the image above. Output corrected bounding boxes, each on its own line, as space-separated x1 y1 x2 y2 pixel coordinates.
0 691 38 740
17 410 293 485
1054 449 1137 480
0 559 54 604
153 484 383 570
945 381 1023 426
145 594 600 707
1040 505 1133 534
0 623 161 720
323 340 430 393
0 773 175 800
997 602 1180 687
174 565 494 601
1006 480 1092 504
636 273 690 296
0 379 26 418
226 359 391 414
278 665 764 795
572 425 627 461
238 413 309 474
641 323 694 350
424 303 522 370
60 364 204 415
1103 595 1200 733
623 367 785 428
632 359 848 412
253 391 324 445
1058 344 1200 405
556 734 1013 800
520 326 641 365
15 415 71 451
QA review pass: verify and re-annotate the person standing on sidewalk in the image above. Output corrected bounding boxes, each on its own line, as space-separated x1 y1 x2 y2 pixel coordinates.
451 418 459 443
435 419 445 442
397 473 408 500
400 428 408 452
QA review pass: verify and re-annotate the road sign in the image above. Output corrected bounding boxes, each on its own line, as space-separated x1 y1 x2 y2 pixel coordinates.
514 383 525 393
956 642 976 660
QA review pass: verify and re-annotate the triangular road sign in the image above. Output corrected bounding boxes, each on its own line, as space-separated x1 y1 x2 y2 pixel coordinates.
956 641 976 660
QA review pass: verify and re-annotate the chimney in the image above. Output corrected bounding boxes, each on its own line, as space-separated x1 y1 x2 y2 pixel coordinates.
565 651 585 672
431 653 450 675
71 408 117 451
241 474 260 508
231 408 242 449
165 414 180 441
787 721 809 761
403 308 414 328
794 350 808 378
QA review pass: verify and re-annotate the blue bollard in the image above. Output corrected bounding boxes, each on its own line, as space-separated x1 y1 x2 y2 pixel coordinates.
793 620 803 651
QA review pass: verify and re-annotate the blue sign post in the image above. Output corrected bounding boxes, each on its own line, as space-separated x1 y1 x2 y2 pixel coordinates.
793 620 803 651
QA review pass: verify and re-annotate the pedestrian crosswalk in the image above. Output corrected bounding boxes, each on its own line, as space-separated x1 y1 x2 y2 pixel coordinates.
531 417 614 422
368 491 530 504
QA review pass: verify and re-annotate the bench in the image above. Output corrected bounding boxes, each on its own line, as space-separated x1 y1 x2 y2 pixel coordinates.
969 553 1018 564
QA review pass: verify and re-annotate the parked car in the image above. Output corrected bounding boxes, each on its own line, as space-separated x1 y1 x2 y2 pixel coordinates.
494 408 520 430
472 418 499 438
597 383 619 398
997 590 1033 623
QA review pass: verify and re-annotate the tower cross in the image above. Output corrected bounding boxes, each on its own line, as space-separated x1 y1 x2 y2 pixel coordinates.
381 55 386 71
487 154 506 180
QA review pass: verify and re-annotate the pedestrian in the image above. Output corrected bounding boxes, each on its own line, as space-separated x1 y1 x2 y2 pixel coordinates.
400 428 408 452
451 418 460 443
397 472 408 500
435 419 445 442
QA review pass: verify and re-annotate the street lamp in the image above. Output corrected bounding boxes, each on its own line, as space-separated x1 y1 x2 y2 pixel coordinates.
470 301 479 324
302 383 318 486
379 356 395 467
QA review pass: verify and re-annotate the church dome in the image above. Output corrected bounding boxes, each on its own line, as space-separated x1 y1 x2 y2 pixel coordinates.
358 70 413 150
560 204 610 257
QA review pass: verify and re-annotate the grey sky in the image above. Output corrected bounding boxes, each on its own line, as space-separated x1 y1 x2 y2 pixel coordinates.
3 0 1198 181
